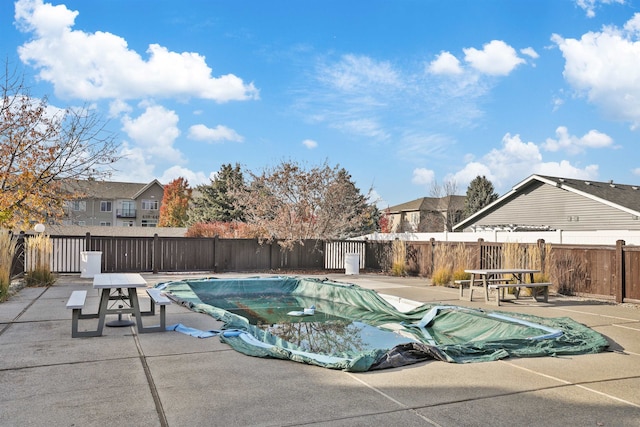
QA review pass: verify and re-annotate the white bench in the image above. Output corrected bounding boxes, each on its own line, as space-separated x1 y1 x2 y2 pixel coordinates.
66 290 101 338
487 282 551 306
139 288 172 333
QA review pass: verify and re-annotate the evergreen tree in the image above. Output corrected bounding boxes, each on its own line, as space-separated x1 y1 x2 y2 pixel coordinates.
463 175 499 217
187 163 244 225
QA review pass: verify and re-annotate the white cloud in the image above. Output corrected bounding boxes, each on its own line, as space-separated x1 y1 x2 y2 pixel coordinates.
411 168 435 186
463 40 525 76
452 132 600 193
543 126 614 154
319 54 402 93
332 118 389 139
534 160 599 178
108 99 132 118
428 51 463 75
552 14 640 128
121 104 184 162
110 142 156 183
15 0 258 102
159 165 210 186
520 47 539 59
188 124 244 143
302 139 318 149
576 0 624 18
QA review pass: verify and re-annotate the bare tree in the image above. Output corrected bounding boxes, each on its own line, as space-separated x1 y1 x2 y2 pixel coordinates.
233 160 373 247
421 179 461 231
0 63 119 228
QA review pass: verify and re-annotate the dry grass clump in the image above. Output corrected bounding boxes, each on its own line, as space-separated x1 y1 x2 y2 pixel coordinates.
431 267 452 286
429 242 474 286
25 234 56 287
432 243 453 286
0 230 17 301
390 240 406 276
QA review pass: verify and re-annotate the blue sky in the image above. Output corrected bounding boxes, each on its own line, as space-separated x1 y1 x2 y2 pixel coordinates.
2 0 639 208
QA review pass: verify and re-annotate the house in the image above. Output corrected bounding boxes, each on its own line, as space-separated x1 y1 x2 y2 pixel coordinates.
454 174 640 232
386 195 465 232
58 179 165 227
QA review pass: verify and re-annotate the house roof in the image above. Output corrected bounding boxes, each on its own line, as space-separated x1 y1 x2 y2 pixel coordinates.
62 179 164 200
453 174 640 230
387 195 465 213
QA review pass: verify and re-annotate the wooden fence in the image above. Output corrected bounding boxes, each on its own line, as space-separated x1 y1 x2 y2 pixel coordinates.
11 233 640 303
401 239 639 304
16 234 370 274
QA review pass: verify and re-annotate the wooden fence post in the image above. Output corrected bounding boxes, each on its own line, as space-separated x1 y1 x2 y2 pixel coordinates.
85 232 91 251
537 239 546 273
476 238 484 269
152 233 159 274
616 239 625 303
429 238 436 276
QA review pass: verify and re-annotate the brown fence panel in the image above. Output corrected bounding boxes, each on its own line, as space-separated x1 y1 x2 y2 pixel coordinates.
623 246 640 302
214 239 272 272
365 241 392 271
277 239 325 270
547 244 616 298
158 237 215 272
10 233 25 278
89 236 154 272
406 242 432 277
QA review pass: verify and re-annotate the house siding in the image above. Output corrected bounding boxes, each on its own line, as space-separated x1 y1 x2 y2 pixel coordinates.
476 183 640 230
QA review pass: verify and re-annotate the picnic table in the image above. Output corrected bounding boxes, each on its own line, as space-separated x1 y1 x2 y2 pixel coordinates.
462 268 550 306
67 273 170 337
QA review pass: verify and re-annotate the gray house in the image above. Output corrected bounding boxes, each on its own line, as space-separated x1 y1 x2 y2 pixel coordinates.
454 175 640 232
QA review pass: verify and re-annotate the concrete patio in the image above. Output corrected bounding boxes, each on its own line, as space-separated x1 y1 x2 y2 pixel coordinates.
1 273 639 426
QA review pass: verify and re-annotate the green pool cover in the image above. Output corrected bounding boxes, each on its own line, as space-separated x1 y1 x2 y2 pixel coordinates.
157 276 609 372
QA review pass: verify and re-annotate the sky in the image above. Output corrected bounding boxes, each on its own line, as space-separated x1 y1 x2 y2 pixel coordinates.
1 0 640 208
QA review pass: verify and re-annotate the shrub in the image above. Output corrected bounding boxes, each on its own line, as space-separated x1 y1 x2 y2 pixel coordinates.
453 269 470 282
390 262 406 277
432 267 452 286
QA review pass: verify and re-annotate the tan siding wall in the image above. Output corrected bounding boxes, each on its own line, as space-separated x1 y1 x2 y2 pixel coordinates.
478 183 640 230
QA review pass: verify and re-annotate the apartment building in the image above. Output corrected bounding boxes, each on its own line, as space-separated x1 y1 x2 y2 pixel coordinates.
60 179 164 227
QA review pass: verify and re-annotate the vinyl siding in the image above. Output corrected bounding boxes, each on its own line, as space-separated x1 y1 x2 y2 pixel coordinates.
476 183 640 230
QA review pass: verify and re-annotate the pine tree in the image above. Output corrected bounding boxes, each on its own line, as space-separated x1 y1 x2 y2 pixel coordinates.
463 175 499 218
187 163 244 225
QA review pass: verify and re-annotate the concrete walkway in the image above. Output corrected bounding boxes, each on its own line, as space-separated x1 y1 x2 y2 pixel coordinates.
1 273 639 426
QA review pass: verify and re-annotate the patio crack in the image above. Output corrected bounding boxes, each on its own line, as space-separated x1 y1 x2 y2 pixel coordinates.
132 330 169 427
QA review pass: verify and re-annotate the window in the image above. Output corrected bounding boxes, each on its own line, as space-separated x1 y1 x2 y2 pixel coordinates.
77 221 86 226
99 221 111 226
141 219 157 227
121 221 134 227
100 201 112 212
67 200 86 211
142 199 158 210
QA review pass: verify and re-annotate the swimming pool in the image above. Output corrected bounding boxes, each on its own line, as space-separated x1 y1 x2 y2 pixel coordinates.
157 276 609 372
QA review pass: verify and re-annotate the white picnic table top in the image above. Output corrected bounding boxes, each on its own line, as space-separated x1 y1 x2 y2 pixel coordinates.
93 273 147 289
464 268 540 275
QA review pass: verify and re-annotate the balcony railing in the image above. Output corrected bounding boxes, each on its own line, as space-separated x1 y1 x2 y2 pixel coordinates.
116 209 136 218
